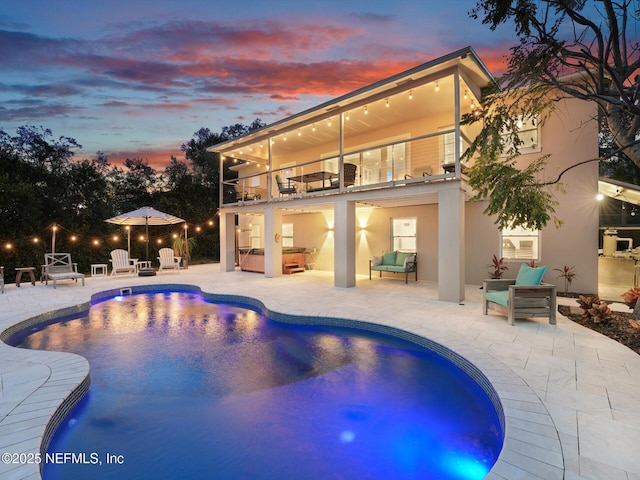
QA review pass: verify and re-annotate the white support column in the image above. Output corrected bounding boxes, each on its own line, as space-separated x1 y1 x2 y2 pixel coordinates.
438 185 465 302
264 208 283 278
334 200 356 287
220 212 236 272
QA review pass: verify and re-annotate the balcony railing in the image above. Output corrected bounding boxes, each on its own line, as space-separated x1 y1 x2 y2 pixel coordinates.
221 130 472 206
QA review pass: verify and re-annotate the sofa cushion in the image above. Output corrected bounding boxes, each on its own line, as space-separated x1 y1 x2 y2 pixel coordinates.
382 251 397 265
395 251 413 266
384 265 407 273
371 255 382 267
515 264 548 286
486 291 509 307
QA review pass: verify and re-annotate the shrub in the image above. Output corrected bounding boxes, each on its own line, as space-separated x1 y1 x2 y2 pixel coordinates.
577 295 611 323
588 302 612 323
621 287 640 309
577 294 599 311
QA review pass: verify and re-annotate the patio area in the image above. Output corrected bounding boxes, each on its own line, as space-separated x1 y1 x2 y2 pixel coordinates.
1 264 639 479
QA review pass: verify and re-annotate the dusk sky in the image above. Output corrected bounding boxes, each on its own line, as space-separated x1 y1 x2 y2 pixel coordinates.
0 0 514 169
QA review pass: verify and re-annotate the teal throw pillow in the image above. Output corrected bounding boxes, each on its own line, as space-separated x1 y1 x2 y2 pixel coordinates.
515 264 548 286
395 251 413 266
382 251 397 265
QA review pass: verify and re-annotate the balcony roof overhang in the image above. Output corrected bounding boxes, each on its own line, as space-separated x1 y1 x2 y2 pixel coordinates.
599 178 640 206
208 46 494 155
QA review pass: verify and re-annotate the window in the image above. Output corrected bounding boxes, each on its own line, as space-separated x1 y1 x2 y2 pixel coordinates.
282 223 294 247
502 115 539 153
500 225 539 260
392 218 416 252
250 224 261 248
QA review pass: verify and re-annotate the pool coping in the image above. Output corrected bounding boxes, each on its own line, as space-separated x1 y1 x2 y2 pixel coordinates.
1 282 563 479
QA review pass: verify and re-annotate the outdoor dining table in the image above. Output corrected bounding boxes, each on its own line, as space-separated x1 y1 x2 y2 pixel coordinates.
286 171 335 191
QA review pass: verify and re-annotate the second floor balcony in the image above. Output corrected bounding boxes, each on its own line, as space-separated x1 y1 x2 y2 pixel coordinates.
211 47 493 209
222 131 473 206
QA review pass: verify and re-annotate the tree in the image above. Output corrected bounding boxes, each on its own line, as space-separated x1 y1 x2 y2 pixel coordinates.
465 0 640 229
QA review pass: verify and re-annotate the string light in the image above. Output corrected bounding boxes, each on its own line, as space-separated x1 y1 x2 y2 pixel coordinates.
1 221 210 253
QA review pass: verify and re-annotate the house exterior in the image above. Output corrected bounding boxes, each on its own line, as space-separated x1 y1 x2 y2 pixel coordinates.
210 47 599 301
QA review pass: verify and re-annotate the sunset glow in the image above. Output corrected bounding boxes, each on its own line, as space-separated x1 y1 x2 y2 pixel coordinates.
1 0 511 169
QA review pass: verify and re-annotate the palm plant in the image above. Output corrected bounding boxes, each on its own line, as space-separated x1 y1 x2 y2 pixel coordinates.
172 233 196 269
553 265 577 294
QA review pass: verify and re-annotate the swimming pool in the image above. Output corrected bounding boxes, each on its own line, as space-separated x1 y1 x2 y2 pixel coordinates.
14 291 503 479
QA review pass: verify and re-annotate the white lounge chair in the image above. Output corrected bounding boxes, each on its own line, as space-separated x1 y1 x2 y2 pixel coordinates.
158 248 181 273
44 253 85 289
110 249 137 276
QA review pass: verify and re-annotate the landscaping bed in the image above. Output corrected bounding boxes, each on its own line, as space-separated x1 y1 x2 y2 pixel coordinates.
558 303 640 355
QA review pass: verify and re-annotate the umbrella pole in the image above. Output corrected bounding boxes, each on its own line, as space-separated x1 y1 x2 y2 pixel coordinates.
145 219 149 262
51 224 57 255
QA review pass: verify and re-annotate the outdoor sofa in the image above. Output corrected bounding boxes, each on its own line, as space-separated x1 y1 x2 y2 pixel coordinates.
369 250 417 284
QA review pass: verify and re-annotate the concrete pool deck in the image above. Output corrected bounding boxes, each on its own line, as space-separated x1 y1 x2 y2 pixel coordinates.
0 264 639 480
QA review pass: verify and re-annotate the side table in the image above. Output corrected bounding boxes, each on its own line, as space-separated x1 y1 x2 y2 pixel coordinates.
137 261 152 271
91 264 108 278
15 267 36 287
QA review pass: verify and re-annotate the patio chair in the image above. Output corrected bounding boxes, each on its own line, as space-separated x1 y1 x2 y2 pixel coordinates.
483 264 557 325
158 248 181 273
330 163 357 188
43 253 85 289
275 174 297 195
110 249 137 276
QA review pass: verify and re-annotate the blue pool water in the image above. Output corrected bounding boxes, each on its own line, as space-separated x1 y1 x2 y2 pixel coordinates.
14 291 502 479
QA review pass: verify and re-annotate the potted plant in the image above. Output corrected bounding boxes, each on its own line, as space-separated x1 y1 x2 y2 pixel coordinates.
487 255 508 279
172 232 196 269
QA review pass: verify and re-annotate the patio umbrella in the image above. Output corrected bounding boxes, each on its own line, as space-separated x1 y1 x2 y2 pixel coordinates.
105 206 185 262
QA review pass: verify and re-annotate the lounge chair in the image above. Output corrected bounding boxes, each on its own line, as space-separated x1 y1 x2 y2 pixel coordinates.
110 249 137 276
158 248 181 273
483 264 557 325
44 253 85 289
